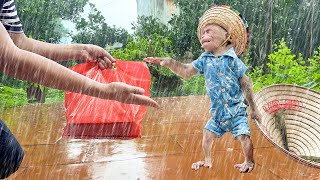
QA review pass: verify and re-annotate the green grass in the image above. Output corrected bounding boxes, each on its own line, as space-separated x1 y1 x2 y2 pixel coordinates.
45 88 65 103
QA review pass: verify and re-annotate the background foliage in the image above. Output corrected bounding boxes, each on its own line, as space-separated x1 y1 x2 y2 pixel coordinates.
0 85 27 109
249 39 320 91
16 0 88 43
71 3 130 49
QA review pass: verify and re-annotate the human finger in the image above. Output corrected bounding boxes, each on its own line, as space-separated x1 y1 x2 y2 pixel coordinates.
120 85 159 108
96 58 106 69
98 57 113 69
104 52 116 63
103 57 113 69
102 57 113 69
126 85 145 95
126 94 160 108
98 61 107 69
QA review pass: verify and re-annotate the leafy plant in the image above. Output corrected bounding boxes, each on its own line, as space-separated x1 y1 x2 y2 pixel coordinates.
180 75 206 96
0 84 27 109
45 89 65 103
305 47 320 91
249 39 320 92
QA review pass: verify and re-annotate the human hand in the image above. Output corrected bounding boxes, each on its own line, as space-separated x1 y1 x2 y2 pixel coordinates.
105 82 160 108
81 44 116 69
144 57 174 67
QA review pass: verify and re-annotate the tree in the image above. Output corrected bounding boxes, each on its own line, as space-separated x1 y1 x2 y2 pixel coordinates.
289 0 320 60
168 0 213 58
132 16 169 39
71 3 129 49
169 0 254 59
16 0 88 43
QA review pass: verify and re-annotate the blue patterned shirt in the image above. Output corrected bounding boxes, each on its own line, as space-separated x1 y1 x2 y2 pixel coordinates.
192 48 247 121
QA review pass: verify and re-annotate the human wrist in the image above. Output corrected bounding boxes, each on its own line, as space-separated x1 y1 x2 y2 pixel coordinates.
75 44 89 60
81 79 104 98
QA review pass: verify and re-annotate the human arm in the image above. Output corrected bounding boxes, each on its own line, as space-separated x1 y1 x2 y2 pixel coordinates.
0 24 159 108
144 57 197 79
9 32 114 69
239 74 262 123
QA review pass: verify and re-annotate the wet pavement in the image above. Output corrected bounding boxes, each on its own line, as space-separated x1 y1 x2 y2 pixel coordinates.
2 96 320 180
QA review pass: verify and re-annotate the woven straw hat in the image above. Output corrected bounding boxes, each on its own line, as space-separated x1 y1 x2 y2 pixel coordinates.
198 6 248 55
254 84 320 168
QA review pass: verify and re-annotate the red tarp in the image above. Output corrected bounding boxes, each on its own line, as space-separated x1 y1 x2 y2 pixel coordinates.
62 60 151 139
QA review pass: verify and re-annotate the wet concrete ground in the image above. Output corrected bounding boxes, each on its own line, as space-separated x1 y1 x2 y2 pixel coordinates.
2 96 320 180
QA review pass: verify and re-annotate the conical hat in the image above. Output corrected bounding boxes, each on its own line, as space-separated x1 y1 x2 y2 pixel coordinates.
198 6 247 55
254 84 320 168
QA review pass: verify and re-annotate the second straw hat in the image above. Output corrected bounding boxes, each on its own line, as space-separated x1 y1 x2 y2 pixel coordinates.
198 6 247 55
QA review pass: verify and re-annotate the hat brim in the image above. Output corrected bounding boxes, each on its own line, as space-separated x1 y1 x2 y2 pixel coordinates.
254 84 320 168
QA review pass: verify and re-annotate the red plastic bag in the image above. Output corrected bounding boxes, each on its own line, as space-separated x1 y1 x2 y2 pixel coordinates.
62 60 151 139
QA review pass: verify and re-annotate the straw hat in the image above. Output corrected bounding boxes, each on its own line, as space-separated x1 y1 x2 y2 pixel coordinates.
254 84 320 168
198 6 248 55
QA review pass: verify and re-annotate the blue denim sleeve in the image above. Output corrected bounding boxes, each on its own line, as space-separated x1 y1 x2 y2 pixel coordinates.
234 58 247 79
191 57 204 74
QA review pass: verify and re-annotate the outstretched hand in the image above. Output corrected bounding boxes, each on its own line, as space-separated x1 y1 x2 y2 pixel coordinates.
105 82 160 109
144 57 173 67
82 44 116 69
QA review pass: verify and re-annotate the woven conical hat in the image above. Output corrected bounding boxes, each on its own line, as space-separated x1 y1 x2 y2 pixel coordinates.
198 6 247 55
254 84 320 168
